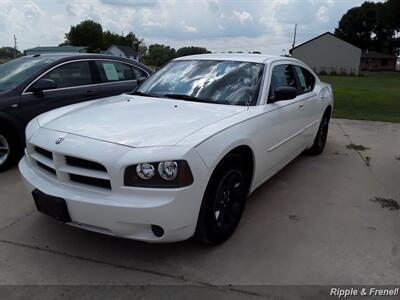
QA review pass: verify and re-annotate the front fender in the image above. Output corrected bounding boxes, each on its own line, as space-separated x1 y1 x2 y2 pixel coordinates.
0 111 25 145
194 127 255 170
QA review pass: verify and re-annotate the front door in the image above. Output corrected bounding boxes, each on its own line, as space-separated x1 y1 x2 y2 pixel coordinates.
21 60 100 124
255 63 308 183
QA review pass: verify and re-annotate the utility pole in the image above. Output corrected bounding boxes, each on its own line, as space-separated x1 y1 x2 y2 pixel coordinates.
13 34 18 57
291 24 297 51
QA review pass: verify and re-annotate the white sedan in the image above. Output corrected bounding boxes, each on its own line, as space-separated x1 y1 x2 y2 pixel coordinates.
19 54 333 244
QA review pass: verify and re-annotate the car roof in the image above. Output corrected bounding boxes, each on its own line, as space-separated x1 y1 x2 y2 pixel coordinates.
173 53 286 63
23 53 123 60
21 53 153 73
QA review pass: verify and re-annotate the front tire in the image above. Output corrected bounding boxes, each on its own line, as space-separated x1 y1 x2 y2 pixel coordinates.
0 128 19 172
195 154 249 245
305 109 330 156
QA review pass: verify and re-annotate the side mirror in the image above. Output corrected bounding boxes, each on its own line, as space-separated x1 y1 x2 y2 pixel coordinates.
272 86 298 102
31 79 57 96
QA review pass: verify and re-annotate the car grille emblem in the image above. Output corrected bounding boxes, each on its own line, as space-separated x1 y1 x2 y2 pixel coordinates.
55 138 64 145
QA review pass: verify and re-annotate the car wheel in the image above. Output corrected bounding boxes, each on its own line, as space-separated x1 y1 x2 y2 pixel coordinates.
305 109 330 156
0 129 18 172
196 154 249 245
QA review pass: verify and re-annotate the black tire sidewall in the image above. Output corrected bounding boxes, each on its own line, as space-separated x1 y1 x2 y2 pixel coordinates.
197 154 249 245
316 112 330 151
306 110 330 155
0 129 17 172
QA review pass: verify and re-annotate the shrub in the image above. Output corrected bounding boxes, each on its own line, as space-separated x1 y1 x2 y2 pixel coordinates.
330 70 338 76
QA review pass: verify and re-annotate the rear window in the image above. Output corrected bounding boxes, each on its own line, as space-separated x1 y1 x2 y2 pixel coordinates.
294 66 315 93
96 61 138 83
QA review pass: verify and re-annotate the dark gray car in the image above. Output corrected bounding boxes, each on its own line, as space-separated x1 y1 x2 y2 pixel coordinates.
0 53 153 171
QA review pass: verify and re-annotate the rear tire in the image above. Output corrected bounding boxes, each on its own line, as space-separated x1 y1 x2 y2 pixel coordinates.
305 109 330 156
0 128 19 172
195 154 250 245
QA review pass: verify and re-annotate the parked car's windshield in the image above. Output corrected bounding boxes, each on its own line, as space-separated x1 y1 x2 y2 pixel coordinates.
136 60 265 106
0 57 54 92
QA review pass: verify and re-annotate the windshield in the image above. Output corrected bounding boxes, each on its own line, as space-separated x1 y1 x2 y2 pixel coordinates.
136 60 265 106
0 57 55 92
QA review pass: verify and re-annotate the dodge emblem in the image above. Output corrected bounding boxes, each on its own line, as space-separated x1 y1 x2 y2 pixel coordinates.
55 137 64 145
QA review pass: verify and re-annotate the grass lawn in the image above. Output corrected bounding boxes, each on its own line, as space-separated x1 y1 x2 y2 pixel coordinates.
320 73 400 123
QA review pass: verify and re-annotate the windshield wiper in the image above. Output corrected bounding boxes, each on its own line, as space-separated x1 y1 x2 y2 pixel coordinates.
163 93 215 104
131 91 161 98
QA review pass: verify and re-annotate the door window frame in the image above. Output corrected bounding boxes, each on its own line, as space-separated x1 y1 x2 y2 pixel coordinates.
94 60 146 83
265 62 299 104
292 65 316 95
261 60 318 105
22 59 150 96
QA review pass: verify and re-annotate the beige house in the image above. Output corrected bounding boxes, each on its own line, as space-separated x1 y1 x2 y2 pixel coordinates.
290 32 362 75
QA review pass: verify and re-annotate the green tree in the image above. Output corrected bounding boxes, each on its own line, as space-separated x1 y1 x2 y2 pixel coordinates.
123 32 143 52
142 44 176 67
103 30 124 48
386 0 400 30
0 47 21 58
335 1 399 55
64 20 104 52
175 46 210 58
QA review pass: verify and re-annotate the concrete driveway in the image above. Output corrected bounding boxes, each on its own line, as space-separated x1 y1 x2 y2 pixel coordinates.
0 119 399 298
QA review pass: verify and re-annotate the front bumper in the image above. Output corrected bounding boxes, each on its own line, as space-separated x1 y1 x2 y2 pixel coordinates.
19 130 209 242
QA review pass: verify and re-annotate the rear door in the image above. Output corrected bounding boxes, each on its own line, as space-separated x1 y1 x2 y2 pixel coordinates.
93 60 149 98
21 60 100 122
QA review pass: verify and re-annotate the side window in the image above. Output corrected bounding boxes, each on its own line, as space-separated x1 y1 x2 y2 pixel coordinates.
294 66 315 93
268 64 297 101
131 67 148 79
96 61 135 83
41 61 92 89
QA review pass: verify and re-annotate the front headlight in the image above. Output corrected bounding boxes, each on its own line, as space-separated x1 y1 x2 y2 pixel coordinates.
124 160 193 188
158 161 178 180
136 163 155 180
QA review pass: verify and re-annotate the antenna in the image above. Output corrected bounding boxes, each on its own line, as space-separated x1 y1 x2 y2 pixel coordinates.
291 24 297 50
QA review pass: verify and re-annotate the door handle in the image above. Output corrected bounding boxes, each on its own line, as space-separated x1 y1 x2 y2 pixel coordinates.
85 90 97 96
299 104 304 109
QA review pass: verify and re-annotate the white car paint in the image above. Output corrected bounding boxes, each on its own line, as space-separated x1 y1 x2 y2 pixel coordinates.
19 54 333 242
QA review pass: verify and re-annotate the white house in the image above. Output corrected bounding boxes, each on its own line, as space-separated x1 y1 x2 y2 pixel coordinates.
290 32 362 75
106 45 138 61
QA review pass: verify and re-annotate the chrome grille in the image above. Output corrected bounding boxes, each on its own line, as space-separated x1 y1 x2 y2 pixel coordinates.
34 146 53 160
65 156 107 172
28 145 111 191
37 161 56 175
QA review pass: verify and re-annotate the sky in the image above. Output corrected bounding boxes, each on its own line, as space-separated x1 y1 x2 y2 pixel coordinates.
0 0 382 55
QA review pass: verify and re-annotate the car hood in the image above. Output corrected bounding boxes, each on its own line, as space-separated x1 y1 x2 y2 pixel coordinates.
38 94 248 148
